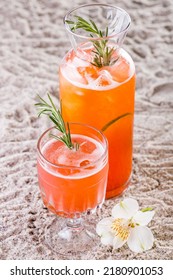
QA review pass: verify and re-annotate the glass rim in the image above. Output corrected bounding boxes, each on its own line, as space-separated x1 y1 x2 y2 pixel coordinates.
37 122 108 170
63 3 131 41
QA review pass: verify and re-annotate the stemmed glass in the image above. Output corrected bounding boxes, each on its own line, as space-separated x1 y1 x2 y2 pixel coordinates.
37 123 108 254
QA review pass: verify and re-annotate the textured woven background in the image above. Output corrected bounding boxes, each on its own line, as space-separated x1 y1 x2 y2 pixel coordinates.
0 0 173 259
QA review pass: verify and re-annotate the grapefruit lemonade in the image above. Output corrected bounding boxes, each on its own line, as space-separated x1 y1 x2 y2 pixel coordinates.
36 94 108 254
60 4 135 198
37 126 108 217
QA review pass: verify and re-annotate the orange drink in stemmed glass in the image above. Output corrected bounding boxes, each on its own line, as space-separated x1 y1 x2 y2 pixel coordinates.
37 123 108 254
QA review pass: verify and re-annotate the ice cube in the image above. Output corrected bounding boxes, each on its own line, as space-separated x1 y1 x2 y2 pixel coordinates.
77 65 99 81
80 140 97 154
80 160 90 167
109 58 130 82
76 44 93 63
63 64 87 85
90 70 113 88
56 147 78 166
73 55 90 67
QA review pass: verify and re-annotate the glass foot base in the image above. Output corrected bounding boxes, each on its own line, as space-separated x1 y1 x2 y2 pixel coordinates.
45 217 99 256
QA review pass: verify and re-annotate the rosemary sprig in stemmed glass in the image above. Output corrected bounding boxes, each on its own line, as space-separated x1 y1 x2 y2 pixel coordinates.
35 93 79 150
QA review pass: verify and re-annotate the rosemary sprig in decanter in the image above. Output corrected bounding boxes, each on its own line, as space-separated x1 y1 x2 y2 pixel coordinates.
66 16 118 68
35 93 79 150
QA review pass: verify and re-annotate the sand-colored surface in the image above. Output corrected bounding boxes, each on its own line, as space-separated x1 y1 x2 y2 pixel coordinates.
0 0 173 260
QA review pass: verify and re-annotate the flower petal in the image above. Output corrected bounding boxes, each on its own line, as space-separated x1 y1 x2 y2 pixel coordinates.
133 210 155 226
112 198 139 219
113 235 127 249
127 226 154 253
96 217 113 236
100 232 114 246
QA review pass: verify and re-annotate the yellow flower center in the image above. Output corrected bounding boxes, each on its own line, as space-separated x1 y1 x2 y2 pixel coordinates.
111 218 130 241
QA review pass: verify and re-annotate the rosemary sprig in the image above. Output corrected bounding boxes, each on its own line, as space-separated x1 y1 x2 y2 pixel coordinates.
35 93 79 150
66 16 117 68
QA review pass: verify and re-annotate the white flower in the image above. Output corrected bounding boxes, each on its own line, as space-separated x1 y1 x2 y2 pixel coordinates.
96 198 155 253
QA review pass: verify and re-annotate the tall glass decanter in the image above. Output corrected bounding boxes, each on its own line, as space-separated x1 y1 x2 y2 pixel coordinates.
59 4 136 198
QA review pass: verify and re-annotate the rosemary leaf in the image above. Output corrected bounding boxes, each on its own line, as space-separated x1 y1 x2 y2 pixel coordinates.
35 93 79 150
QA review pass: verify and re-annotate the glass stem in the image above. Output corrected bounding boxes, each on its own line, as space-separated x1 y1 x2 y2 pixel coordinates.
66 217 84 232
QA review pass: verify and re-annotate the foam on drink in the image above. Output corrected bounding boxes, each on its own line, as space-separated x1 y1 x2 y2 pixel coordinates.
41 135 105 179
